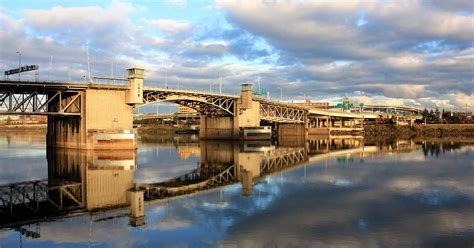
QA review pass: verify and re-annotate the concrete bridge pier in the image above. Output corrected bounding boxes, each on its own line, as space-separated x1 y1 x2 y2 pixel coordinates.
199 84 269 140
47 68 143 150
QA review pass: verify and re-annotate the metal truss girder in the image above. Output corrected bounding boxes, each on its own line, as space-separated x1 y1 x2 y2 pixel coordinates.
0 90 81 116
260 103 307 123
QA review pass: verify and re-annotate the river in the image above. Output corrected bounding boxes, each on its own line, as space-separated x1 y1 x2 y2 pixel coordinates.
0 131 473 247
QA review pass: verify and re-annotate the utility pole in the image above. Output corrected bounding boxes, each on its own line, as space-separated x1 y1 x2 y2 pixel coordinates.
165 67 168 88
111 61 114 84
257 76 261 93
16 51 21 81
86 44 92 83
219 73 222 94
48 56 53 81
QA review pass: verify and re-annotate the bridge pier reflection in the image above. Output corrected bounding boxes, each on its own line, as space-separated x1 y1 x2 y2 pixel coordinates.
0 148 138 228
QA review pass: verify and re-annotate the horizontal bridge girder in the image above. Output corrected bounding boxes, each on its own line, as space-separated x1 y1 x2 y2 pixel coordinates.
0 90 82 116
259 102 307 123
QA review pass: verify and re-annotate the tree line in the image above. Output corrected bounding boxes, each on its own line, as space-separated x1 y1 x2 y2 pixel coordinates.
421 108 472 124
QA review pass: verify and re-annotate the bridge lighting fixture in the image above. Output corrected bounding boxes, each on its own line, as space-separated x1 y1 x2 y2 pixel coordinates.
16 51 21 81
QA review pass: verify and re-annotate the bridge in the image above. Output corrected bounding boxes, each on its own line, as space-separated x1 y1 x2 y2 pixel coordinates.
0 69 309 149
0 67 421 149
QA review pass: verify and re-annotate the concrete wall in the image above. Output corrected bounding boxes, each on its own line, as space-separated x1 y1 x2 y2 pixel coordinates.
47 89 136 150
85 89 133 130
237 101 261 127
199 115 237 139
278 123 307 137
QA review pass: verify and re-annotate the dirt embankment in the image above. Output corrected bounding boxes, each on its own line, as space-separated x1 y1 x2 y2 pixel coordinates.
364 124 474 138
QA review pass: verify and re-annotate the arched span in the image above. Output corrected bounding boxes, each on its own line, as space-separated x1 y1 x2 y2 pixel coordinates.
141 89 237 117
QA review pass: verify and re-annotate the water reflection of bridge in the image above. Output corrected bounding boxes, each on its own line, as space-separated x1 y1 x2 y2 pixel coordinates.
0 137 417 229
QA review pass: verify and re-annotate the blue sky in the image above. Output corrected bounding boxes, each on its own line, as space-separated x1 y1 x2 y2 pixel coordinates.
0 0 473 111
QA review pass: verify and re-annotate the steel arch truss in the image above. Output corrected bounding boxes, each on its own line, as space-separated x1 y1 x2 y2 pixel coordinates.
260 101 307 123
0 90 81 116
143 90 236 117
260 148 308 174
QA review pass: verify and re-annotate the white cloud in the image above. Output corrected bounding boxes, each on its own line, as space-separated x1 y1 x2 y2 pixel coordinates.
145 19 192 34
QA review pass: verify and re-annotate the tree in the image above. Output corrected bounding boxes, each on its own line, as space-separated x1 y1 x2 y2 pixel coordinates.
434 108 441 123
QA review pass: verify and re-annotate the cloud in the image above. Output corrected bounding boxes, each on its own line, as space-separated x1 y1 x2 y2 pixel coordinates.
0 1 472 111
145 19 192 34
215 0 473 110
163 0 188 8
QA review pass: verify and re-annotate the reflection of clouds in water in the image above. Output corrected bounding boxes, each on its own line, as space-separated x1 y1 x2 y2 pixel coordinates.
6 213 137 248
134 146 199 183
146 216 193 230
1 139 473 247
218 147 474 247
332 179 353 187
0 148 47 184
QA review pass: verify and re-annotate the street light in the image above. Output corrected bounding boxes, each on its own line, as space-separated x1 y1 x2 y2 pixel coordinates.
16 51 21 81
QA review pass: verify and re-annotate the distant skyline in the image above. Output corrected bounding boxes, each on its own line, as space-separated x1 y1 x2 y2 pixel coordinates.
0 0 473 111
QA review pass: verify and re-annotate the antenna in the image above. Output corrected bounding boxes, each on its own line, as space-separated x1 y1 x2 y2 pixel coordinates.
86 44 93 83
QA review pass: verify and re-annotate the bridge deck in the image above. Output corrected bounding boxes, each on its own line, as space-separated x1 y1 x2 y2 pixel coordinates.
0 80 129 91
309 108 379 119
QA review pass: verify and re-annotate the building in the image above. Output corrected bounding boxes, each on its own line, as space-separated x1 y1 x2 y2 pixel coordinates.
292 100 330 109
178 105 197 114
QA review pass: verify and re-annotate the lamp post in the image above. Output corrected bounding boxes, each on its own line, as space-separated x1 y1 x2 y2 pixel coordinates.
16 51 21 81
165 67 168 88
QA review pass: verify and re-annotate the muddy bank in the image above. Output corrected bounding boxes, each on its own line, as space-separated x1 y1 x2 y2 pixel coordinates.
364 124 474 138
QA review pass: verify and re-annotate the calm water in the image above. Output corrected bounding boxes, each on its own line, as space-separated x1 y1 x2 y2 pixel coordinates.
0 131 473 248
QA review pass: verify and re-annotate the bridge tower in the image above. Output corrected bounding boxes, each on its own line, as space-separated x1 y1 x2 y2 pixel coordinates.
126 68 144 104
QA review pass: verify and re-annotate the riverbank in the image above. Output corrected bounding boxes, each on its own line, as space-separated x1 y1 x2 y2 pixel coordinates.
364 124 474 137
137 124 197 135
